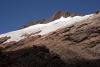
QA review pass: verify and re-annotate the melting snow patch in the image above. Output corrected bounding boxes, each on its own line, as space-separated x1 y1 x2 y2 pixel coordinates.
0 14 94 43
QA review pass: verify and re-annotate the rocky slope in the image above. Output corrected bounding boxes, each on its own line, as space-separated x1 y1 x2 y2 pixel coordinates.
0 12 100 67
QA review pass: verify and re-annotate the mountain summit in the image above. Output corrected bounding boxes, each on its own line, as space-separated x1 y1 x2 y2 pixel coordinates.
0 13 93 43
51 10 75 21
0 12 100 67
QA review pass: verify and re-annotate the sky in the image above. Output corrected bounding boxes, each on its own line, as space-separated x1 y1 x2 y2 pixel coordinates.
0 0 100 34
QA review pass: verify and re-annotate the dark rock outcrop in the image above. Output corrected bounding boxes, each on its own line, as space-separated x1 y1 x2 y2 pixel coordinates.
0 37 10 44
0 45 100 67
0 46 67 67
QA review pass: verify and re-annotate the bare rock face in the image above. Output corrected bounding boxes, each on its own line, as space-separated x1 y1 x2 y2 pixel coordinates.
0 46 67 67
0 13 100 67
32 13 100 63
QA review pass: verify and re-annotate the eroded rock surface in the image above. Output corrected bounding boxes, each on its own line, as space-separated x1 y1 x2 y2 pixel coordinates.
0 13 100 67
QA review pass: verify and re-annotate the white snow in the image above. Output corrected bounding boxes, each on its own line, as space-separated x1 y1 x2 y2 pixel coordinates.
0 14 94 43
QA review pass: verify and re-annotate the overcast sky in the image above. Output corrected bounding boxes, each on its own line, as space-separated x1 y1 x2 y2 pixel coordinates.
0 0 100 33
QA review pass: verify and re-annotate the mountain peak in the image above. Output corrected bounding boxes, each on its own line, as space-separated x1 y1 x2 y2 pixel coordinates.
0 13 94 43
0 12 100 67
51 10 75 21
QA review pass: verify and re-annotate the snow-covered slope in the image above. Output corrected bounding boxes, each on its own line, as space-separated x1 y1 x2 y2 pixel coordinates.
0 14 94 43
